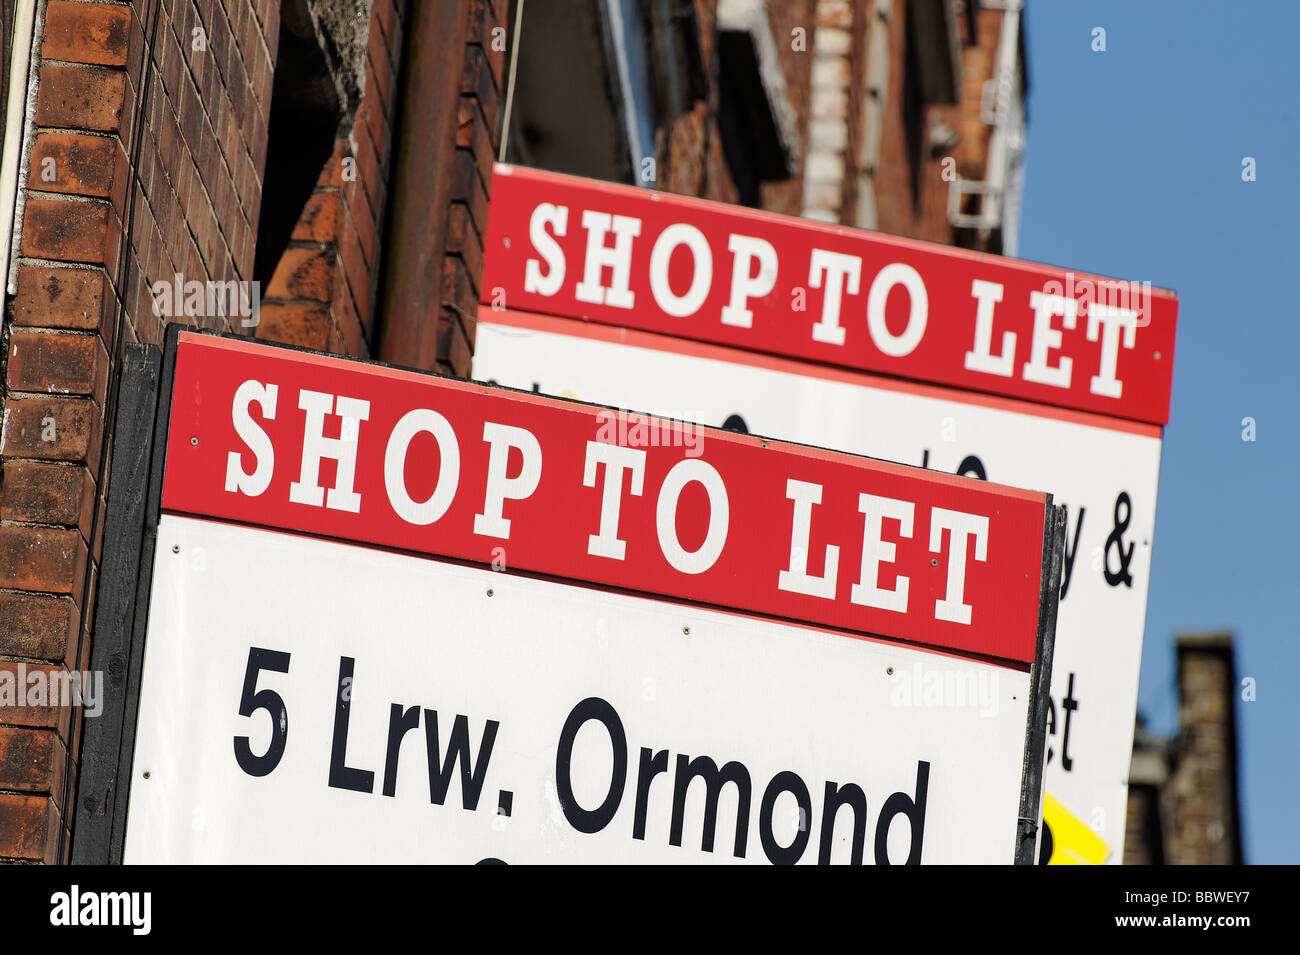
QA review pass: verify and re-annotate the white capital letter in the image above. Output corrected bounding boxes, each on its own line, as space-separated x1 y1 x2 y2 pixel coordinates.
867 263 928 357
584 442 646 560
778 479 839 599
1086 302 1139 398
963 279 1015 377
929 508 989 625
851 494 914 612
523 203 568 296
656 459 729 574
721 234 777 328
648 222 712 317
384 409 460 525
289 390 369 512
808 249 861 345
1022 292 1078 388
574 211 640 309
225 380 277 496
474 422 542 539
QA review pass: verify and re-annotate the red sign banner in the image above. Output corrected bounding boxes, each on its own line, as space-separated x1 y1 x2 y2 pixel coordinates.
481 164 1178 425
162 333 1053 666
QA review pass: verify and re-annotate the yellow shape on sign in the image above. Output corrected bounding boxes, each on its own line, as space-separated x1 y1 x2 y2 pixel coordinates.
1043 792 1111 865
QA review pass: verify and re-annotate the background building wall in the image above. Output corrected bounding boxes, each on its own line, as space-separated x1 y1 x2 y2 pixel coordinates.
508 0 1025 253
1123 634 1244 865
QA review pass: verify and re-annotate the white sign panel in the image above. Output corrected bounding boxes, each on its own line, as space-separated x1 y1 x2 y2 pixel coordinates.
124 514 1033 864
474 312 1162 862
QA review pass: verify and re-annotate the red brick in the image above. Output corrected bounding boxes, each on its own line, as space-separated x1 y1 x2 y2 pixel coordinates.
34 64 126 132
0 793 60 862
441 256 478 348
374 0 400 63
445 202 483 292
291 191 341 243
265 246 335 301
26 131 119 199
318 139 349 189
353 121 384 221
20 198 110 263
332 275 367 355
41 1 131 67
7 330 108 399
12 266 109 332
0 594 77 665
0 527 87 598
459 44 500 141
343 183 376 268
338 221 371 328
358 90 390 169
437 307 473 378
463 0 505 92
448 147 490 239
366 32 393 115
0 461 95 537
0 728 66 806
0 662 76 739
0 396 102 467
256 303 332 351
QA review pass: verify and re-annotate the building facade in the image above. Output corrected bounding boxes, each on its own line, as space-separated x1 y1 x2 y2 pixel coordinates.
0 0 506 863
3 1 1225 868
1124 634 1245 865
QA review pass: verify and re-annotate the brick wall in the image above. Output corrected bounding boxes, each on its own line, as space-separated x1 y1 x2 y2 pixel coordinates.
1122 633 1244 865
0 0 282 864
1163 634 1243 864
0 0 503 864
872 0 952 241
657 0 1006 246
661 0 815 214
376 0 505 378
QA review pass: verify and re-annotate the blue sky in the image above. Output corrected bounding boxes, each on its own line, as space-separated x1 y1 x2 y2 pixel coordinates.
1018 1 1300 864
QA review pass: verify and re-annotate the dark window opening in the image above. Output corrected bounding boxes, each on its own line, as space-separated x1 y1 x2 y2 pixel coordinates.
252 0 344 288
902 14 925 216
716 27 793 208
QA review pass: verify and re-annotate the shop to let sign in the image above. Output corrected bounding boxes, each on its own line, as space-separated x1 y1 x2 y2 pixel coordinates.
108 331 1062 864
474 164 1178 863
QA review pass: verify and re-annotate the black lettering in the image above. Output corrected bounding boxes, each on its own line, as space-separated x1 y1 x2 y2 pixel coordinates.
1045 695 1057 766
759 771 812 865
1061 673 1079 772
555 697 626 834
233 647 290 778
328 657 374 794
381 704 421 797
721 414 749 434
1059 506 1085 600
633 748 669 841
956 455 986 481
874 761 929 865
819 781 868 865
424 710 499 810
1104 491 1134 587
670 755 751 858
